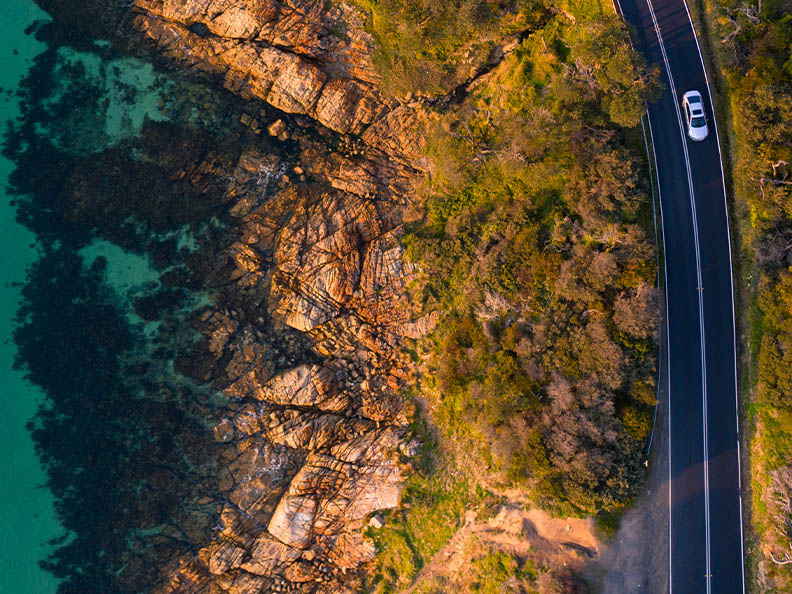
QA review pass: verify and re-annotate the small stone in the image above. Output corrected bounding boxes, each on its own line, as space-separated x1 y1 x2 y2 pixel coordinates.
250 118 260 130
268 119 286 136
241 113 252 126
278 130 289 141
213 418 235 443
293 166 304 175
399 439 420 457
369 514 385 530
503 38 520 53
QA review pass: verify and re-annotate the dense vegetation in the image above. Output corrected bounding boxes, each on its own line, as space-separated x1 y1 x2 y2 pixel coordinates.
353 0 660 591
405 0 659 514
348 0 541 96
695 0 792 588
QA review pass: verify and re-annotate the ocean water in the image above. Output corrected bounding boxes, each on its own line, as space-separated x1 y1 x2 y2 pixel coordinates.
0 2 62 592
0 0 276 587
1 2 190 587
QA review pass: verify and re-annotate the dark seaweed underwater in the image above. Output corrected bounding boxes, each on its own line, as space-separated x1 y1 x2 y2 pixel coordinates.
3 7 310 592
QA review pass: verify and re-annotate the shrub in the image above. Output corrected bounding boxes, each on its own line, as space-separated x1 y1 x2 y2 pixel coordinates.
404 4 659 515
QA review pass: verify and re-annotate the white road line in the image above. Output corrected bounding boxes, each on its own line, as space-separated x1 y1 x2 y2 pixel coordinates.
614 0 665 459
678 3 747 590
609 0 679 589
639 114 662 457
642 0 712 590
608 0 681 589
644 108 675 594
611 0 663 462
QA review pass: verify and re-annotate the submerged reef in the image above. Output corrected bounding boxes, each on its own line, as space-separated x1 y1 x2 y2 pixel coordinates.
7 2 431 592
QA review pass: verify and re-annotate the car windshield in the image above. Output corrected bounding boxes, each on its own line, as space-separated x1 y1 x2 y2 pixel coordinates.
691 116 706 128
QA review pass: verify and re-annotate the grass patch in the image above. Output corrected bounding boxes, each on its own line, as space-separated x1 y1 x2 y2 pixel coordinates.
346 0 546 97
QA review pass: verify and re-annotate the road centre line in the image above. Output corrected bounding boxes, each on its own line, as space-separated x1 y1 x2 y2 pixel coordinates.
677 2 746 588
641 0 712 590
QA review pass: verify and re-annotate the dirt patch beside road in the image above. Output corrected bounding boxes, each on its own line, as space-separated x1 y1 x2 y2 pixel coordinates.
403 491 601 593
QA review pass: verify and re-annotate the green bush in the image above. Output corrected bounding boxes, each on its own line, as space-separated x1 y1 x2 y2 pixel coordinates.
348 0 548 96
366 470 484 593
363 0 660 587
404 7 659 515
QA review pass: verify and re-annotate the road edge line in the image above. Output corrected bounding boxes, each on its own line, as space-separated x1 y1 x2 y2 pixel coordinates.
610 0 675 588
643 109 674 594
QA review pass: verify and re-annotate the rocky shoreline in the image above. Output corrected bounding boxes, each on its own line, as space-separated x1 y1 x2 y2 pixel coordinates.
6 1 446 592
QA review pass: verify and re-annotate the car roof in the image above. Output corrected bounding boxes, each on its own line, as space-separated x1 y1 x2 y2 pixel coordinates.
685 90 702 101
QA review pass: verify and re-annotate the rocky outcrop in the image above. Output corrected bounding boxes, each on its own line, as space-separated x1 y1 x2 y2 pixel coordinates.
129 0 430 167
151 129 428 590
10 0 435 591
85 2 437 592
130 0 401 140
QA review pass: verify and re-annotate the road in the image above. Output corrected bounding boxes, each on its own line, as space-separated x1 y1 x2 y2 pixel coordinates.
612 0 746 591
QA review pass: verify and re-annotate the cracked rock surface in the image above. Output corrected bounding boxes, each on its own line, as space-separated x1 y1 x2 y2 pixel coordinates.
117 1 428 592
160 138 427 592
12 0 441 591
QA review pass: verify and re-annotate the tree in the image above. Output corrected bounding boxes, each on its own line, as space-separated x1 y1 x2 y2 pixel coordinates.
613 282 659 339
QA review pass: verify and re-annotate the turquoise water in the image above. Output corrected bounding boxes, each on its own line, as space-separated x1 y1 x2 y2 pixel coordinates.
0 1 249 588
42 46 171 155
0 2 63 592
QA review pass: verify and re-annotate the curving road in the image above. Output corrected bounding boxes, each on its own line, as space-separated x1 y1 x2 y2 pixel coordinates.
612 0 746 591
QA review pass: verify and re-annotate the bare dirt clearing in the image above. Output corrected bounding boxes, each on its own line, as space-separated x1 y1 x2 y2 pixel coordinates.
402 491 600 593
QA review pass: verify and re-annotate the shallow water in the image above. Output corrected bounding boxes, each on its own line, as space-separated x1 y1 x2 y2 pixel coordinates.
0 0 295 588
0 2 62 592
42 46 170 154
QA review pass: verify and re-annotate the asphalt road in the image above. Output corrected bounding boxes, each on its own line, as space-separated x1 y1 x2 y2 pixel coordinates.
612 0 746 591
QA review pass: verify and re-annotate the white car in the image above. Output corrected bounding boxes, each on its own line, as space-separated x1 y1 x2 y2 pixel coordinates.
682 90 709 141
